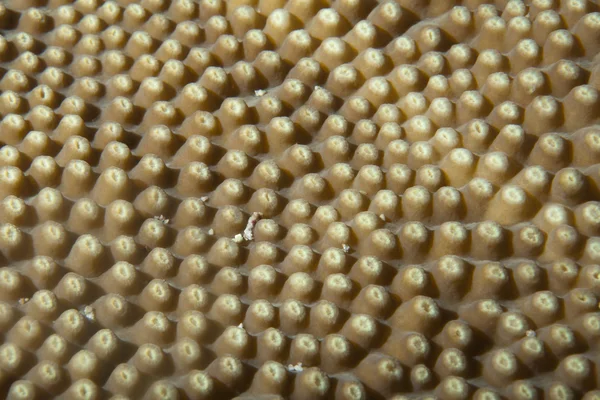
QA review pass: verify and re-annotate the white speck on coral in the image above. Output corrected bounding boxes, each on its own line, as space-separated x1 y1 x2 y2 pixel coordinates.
342 244 350 253
154 215 169 224
208 229 214 235
233 233 244 243
526 330 536 337
82 306 96 321
200 196 209 202
18 298 29 305
379 214 386 221
243 212 262 241
255 89 266 97
287 362 303 372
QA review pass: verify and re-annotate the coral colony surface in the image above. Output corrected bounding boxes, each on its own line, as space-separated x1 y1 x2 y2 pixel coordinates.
1 0 600 399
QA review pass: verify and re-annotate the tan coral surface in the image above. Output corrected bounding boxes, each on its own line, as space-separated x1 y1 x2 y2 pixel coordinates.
1 0 600 399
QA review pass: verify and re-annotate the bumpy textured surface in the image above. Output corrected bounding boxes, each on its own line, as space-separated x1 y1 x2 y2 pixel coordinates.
1 0 600 399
